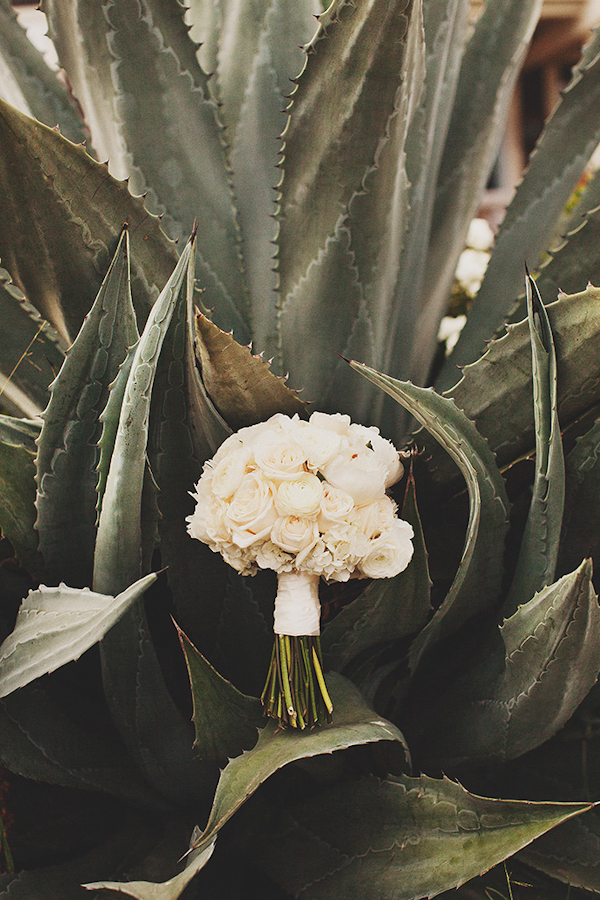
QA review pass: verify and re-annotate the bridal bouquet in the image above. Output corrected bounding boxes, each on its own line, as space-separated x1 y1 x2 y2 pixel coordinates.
187 412 414 728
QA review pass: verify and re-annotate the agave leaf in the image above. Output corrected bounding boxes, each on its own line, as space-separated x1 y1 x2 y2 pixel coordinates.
322 465 432 672
0 97 179 342
558 418 600 576
56 0 250 337
0 432 40 575
278 0 424 411
0 263 65 418
421 0 543 388
0 573 156 698
92 237 217 805
532 179 600 304
424 285 600 488
504 275 564 615
98 0 250 340
191 673 405 854
146 240 230 649
440 25 600 391
519 808 600 891
241 774 592 900
0 814 177 899
195 312 306 429
35 228 139 588
93 237 194 594
83 838 216 900
42 0 130 177
0 685 164 807
179 629 262 763
0 0 87 143
211 0 319 360
0 413 40 451
407 560 600 770
349 361 509 671
377 0 471 434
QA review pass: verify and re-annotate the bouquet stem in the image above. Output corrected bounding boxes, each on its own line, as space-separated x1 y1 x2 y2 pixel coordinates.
261 634 333 729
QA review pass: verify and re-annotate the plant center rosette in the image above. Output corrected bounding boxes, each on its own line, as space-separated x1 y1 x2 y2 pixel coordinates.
187 412 414 728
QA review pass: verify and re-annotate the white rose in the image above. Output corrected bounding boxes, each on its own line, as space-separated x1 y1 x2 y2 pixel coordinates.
290 420 344 469
210 448 250 499
276 473 323 518
253 433 307 482
309 411 351 435
318 484 355 530
353 495 397 539
359 519 414 579
347 425 404 488
271 515 319 564
226 471 278 548
322 449 387 506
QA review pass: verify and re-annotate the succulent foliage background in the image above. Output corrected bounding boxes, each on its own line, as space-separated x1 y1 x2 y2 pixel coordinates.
1 0 600 897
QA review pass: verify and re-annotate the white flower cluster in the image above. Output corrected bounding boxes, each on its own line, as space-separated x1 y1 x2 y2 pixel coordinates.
187 412 414 582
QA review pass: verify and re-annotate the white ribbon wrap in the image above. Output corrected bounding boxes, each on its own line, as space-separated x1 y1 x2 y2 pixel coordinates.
273 572 320 636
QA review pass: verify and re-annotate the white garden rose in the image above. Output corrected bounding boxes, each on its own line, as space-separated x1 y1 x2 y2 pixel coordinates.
309 411 351 434
353 495 397 539
347 424 404 488
321 448 388 506
359 519 414 579
318 484 355 530
253 433 307 482
271 515 319 562
210 448 250 499
290 419 344 468
276 473 323 518
226 471 278 548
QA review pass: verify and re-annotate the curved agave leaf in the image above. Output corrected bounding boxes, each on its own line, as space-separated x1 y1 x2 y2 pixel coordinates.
407 560 600 771
277 0 424 411
84 837 216 900
0 414 40 451
0 685 164 807
0 263 65 418
322 465 432 673
349 361 509 672
0 0 86 143
195 312 306 429
424 285 600 487
179 629 262 763
35 228 139 587
504 274 564 615
192 673 406 854
85 675 405 899
0 573 156 697
421 0 543 390
558 417 600 576
0 98 179 343
440 25 600 391
240 774 592 900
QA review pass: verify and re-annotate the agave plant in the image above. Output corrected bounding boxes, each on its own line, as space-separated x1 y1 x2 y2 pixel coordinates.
1 0 600 897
